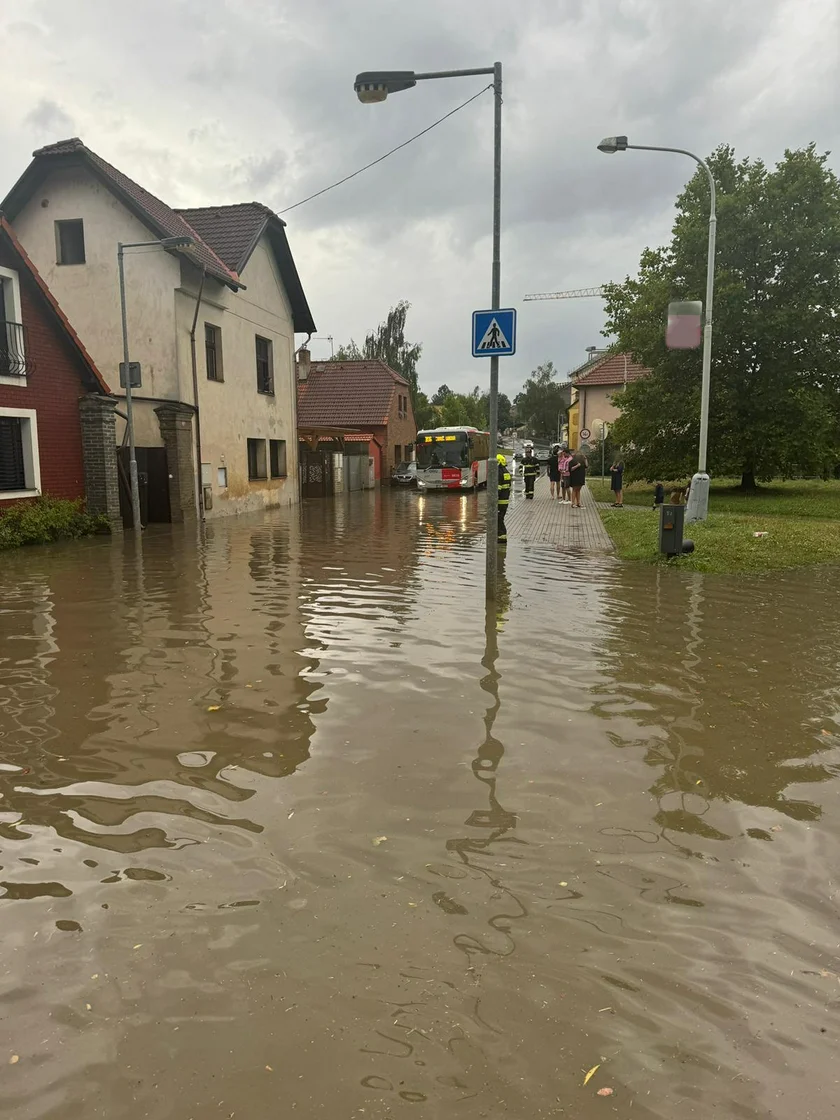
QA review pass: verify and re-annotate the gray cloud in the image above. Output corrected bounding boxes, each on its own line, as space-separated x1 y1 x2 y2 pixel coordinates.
1 0 837 396
23 98 75 137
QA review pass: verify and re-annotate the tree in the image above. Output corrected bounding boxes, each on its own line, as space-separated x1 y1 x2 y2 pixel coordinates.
604 145 840 488
431 384 452 405
478 391 512 430
513 361 570 440
334 299 423 407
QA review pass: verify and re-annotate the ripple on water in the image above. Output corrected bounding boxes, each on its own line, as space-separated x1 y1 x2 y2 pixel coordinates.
0 492 839 1118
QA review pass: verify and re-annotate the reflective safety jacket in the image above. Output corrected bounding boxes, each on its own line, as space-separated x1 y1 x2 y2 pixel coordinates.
521 455 540 479
498 462 512 506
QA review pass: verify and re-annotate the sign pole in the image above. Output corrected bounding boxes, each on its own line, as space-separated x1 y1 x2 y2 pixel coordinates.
485 61 502 603
118 244 142 535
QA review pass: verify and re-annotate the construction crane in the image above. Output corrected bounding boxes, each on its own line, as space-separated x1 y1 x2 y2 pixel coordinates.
523 286 609 301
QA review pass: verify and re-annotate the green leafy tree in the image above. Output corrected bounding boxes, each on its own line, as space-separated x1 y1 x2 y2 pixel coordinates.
431 384 452 405
478 391 512 430
335 299 423 408
413 391 435 430
605 144 840 488
513 361 570 440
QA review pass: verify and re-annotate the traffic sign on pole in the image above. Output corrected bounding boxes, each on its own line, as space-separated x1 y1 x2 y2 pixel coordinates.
472 308 516 357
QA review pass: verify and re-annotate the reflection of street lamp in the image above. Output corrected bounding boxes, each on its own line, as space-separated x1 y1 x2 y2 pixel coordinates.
117 236 195 533
354 64 503 599
597 135 717 522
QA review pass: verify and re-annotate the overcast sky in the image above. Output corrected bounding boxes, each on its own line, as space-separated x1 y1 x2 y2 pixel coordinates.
1 0 837 399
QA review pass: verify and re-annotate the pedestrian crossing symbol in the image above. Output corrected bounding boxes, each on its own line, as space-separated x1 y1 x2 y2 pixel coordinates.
472 308 517 357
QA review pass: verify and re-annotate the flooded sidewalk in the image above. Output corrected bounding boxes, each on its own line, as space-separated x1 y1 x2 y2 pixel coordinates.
1 487 839 1119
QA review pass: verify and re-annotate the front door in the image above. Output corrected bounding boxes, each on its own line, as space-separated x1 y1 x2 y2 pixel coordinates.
300 450 333 499
118 447 172 528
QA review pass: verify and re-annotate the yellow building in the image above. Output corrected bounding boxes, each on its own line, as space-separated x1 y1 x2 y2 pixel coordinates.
567 352 648 449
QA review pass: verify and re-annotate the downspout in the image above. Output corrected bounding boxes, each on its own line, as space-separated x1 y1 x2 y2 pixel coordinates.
189 268 207 518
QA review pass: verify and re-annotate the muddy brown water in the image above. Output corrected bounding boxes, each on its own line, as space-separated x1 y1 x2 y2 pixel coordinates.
1 489 839 1119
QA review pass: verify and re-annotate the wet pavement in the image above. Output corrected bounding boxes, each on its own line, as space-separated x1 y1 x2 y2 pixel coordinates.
1 487 839 1119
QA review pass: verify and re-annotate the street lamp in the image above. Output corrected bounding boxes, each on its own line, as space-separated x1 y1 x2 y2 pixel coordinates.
354 64 503 599
597 135 717 522
117 235 194 533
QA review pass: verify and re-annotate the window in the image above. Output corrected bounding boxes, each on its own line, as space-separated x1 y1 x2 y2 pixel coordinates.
217 466 228 489
55 220 86 265
0 267 25 383
269 439 287 479
394 445 401 465
255 336 274 394
247 438 267 480
0 409 40 498
205 324 223 381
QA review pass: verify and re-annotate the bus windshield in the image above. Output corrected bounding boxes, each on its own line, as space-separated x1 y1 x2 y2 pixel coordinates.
416 434 470 469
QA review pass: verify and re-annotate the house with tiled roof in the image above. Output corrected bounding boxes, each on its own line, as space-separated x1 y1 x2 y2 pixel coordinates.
1 138 315 524
0 215 122 530
296 356 416 494
565 350 649 450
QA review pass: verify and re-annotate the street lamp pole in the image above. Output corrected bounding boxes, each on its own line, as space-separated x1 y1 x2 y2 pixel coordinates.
117 236 195 534
597 136 717 521
354 63 503 599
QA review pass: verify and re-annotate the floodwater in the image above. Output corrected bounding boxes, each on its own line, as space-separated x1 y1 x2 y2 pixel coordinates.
1 489 839 1120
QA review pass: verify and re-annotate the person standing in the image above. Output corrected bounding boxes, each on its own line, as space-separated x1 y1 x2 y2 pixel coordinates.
568 449 588 509
558 446 573 504
496 453 512 543
609 457 625 508
547 445 561 500
521 446 540 500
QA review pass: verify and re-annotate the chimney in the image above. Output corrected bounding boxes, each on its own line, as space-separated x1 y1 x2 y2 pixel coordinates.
297 346 311 382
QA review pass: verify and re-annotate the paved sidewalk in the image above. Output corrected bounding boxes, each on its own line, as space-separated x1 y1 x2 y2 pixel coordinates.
506 476 614 552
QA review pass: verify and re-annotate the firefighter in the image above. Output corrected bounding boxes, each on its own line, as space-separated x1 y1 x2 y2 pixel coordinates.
521 446 540 499
496 453 512 543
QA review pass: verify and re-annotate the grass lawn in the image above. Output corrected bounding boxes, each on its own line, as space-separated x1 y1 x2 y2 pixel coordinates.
592 478 840 574
588 477 840 519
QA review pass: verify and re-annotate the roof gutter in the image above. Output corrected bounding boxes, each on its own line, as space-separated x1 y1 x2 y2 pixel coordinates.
189 268 207 519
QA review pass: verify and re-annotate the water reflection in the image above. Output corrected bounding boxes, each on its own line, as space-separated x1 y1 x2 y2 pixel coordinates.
1 490 840 1119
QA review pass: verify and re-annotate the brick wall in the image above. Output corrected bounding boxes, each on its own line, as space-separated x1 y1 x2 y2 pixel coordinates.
0 242 89 503
384 384 417 475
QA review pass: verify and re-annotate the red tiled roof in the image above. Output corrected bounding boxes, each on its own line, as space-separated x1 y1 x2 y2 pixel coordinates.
298 360 408 427
573 352 649 387
2 139 316 334
176 203 316 334
176 203 273 273
318 432 373 444
0 215 110 394
4 138 240 288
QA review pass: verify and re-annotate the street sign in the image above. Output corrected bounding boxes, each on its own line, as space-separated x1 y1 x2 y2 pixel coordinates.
666 300 702 349
119 361 142 388
472 308 516 357
580 427 591 440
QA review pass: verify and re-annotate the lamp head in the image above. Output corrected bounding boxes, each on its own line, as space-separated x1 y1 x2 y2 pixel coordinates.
597 135 629 154
354 71 417 103
160 235 195 250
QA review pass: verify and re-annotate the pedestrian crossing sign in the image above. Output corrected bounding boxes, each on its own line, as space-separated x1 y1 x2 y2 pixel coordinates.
472 308 516 357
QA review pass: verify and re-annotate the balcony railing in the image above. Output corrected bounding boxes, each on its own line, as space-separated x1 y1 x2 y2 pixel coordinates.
0 322 29 378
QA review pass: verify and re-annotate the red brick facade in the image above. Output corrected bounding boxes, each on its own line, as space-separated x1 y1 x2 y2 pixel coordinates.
0 242 91 504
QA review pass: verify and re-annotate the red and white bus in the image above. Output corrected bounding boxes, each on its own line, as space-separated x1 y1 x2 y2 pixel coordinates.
415 427 491 491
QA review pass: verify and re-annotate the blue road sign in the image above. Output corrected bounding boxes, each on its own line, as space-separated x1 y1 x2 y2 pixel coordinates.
472 308 517 357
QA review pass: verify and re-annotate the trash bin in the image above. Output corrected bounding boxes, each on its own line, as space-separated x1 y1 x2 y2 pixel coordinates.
659 503 685 557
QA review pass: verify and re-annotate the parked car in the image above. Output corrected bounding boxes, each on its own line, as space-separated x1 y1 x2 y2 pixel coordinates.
392 461 417 486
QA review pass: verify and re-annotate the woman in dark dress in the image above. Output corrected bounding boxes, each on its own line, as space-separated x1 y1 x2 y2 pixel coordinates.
547 445 561 500
609 458 624 507
568 450 588 508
